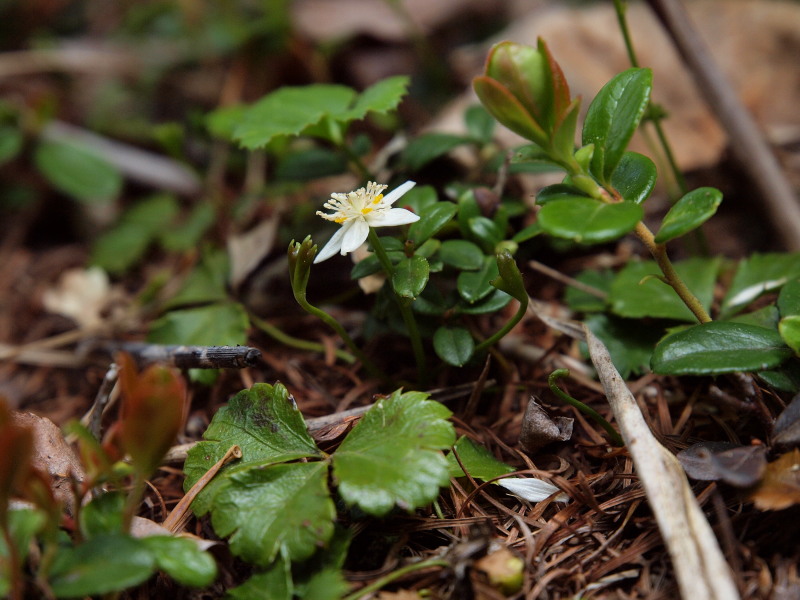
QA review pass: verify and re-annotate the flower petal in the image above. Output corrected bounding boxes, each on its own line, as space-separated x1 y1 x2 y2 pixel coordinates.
496 477 568 503
340 218 370 254
381 180 416 206
313 225 348 263
367 207 420 227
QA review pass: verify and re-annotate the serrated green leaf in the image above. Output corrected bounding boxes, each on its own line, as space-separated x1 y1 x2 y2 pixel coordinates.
583 313 662 378
433 326 474 366
654 187 722 243
91 194 181 274
457 256 499 303
721 253 800 318
292 527 351 600
651 322 792 375
140 536 217 587
159 202 216 252
234 85 354 149
212 461 334 564
184 383 321 515
446 436 515 479
407 202 457 246
403 133 470 171
166 248 229 308
0 125 22 165
609 257 720 321
779 315 800 355
392 255 430 300
35 139 122 204
332 389 455 515
227 554 293 600
148 302 248 347
564 269 613 313
206 104 248 141
340 75 409 122
49 534 155 597
438 239 484 271
610 151 657 204
778 279 800 317
538 198 642 243
582 68 652 181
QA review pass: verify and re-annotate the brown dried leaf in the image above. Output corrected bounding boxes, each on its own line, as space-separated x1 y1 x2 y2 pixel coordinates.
519 397 572 454
677 442 766 488
473 547 524 595
750 449 800 511
773 393 800 449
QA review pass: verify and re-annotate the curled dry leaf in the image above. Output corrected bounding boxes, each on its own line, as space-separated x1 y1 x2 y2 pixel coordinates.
677 442 767 488
773 393 800 449
473 546 524 595
519 397 573 454
41 266 112 330
749 449 800 511
11 411 84 514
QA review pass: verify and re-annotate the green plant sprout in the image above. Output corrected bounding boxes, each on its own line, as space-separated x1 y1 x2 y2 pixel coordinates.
548 369 623 446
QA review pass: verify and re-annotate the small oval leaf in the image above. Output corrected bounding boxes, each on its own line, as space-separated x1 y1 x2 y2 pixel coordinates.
407 202 457 246
654 187 723 243
35 140 122 204
438 239 484 271
392 255 430 300
535 184 588 206
651 322 793 375
779 315 800 355
538 198 642 243
582 68 652 181
433 326 475 367
611 151 657 204
457 256 499 303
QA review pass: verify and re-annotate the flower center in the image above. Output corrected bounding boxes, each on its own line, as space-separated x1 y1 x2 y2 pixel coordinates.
317 182 388 224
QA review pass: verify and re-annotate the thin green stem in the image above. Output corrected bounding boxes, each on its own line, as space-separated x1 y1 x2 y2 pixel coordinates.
121 473 146 532
341 558 450 600
634 223 712 323
367 229 428 384
613 0 639 67
250 315 356 364
549 369 624 446
291 279 385 380
474 295 529 355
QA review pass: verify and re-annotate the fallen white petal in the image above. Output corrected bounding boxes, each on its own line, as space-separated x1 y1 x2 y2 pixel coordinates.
496 477 569 503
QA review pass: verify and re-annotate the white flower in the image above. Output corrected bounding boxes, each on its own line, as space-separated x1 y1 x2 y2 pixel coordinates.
313 180 418 264
496 477 569 503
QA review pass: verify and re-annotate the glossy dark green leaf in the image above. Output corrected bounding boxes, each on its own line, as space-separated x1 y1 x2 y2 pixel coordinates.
35 140 122 204
535 184 588 207
414 238 440 258
654 187 723 243
433 326 475 367
778 279 800 317
720 253 800 318
609 257 720 321
610 152 657 204
446 436 514 479
457 288 512 314
140 536 217 587
333 389 455 515
582 68 652 181
511 222 543 243
651 322 792 375
407 201 457 245
403 133 470 171
537 198 642 243
350 254 382 280
438 239 484 271
468 216 504 249
399 185 438 215
583 313 663 378
392 255 430 300
49 534 155 597
457 256 499 303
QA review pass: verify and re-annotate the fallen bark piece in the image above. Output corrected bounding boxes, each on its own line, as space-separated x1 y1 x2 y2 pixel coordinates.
584 324 740 600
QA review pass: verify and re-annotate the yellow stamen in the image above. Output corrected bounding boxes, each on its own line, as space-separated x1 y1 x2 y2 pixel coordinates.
334 217 346 223
362 207 372 214
372 194 383 204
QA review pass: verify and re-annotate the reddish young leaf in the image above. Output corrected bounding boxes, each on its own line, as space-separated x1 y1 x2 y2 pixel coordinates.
117 353 187 478
539 38 571 120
